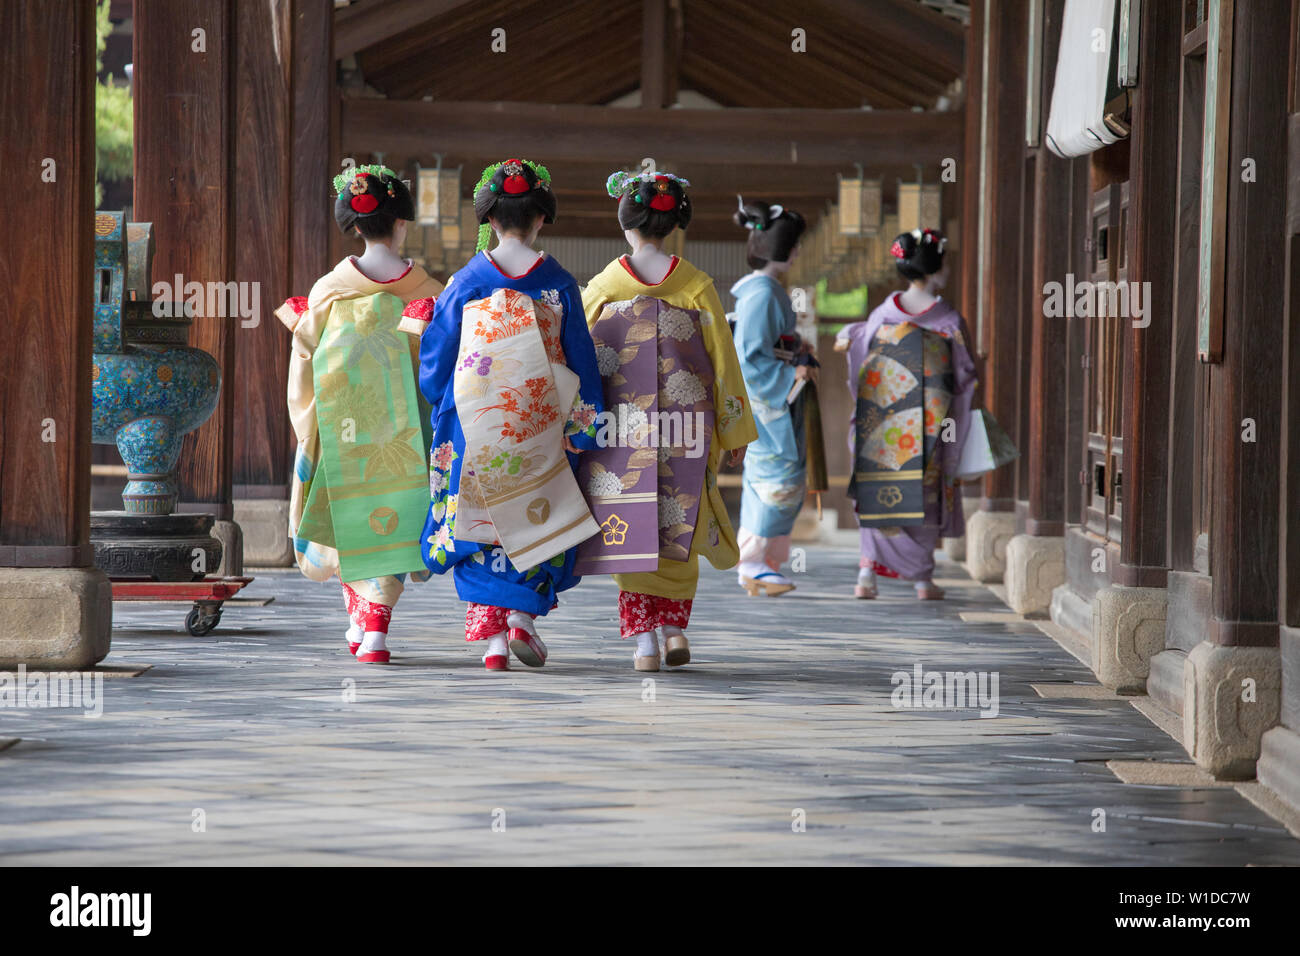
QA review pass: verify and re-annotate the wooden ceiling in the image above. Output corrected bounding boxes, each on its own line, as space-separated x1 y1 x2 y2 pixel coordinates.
337 0 968 240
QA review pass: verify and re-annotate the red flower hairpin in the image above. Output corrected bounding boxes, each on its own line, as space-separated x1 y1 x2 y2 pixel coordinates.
890 240 906 259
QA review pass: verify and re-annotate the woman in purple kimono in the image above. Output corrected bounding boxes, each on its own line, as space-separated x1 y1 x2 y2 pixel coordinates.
834 229 977 600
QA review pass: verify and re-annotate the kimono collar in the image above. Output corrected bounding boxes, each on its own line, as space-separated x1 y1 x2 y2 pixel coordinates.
592 255 704 299
729 271 784 299
332 256 433 299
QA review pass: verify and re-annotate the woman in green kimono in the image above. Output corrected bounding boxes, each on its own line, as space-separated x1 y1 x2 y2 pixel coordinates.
275 165 442 664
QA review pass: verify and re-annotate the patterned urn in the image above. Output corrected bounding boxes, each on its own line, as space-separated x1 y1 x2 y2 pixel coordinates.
91 212 220 514
90 211 223 581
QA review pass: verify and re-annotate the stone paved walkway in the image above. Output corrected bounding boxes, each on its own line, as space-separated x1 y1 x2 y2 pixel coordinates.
2 544 1298 865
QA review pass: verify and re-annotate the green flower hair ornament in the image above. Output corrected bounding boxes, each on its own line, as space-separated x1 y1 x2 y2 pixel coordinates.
332 163 397 197
605 169 692 200
474 159 553 252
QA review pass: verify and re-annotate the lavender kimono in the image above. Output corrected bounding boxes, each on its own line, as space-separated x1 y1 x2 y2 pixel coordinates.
839 293 977 580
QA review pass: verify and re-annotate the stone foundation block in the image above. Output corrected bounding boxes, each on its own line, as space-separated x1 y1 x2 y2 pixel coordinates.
1091 585 1167 693
233 498 293 567
964 510 1015 583
1004 534 1065 617
0 567 112 669
1183 641 1280 780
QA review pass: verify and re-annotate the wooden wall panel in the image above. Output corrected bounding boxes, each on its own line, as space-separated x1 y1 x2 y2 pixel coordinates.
0 0 96 566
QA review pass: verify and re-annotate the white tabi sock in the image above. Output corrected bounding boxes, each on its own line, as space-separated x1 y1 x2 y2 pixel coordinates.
505 611 535 635
484 633 508 659
633 630 659 658
858 567 877 587
359 631 387 653
346 623 362 646
737 560 770 581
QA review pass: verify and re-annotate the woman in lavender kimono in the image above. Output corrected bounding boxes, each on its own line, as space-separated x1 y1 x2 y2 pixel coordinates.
834 229 977 600
419 159 604 671
730 199 809 597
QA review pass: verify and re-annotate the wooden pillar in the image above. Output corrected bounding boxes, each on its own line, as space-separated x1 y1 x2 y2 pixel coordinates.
0 0 111 668
1207 0 1291 647
1026 0 1073 536
291 0 335 306
1114 0 1182 588
0 0 96 566
958 0 984 321
133 0 240 567
977 0 1027 512
232 0 291 495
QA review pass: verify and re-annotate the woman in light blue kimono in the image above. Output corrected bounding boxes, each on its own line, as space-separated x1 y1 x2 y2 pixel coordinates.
730 200 809 596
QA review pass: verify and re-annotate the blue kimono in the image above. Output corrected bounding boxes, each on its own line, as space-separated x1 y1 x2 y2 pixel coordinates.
418 251 604 615
731 272 807 540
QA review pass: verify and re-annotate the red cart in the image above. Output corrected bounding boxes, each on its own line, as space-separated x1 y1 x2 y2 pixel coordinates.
110 576 265 635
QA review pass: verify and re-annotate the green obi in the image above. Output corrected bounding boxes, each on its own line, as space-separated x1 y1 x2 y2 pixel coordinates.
295 292 430 580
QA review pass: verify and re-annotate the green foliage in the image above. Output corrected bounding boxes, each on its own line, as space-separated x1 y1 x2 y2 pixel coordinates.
94 0 132 206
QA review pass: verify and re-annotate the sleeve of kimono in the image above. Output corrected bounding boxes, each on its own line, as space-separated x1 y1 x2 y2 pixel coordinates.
732 286 797 422
559 279 604 451
275 296 317 444
580 277 611 329
418 283 467 411
398 296 437 337
695 281 757 451
951 315 979 397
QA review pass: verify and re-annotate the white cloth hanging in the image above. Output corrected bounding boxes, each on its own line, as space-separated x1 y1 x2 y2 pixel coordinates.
1045 0 1122 158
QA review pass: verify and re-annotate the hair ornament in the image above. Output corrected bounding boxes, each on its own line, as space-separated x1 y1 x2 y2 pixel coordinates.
890 239 907 259
769 204 785 219
332 163 397 198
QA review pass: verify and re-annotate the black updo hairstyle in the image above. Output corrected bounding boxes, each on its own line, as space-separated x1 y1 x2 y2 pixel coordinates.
890 228 947 281
473 159 557 243
606 170 693 240
734 198 806 270
333 165 415 240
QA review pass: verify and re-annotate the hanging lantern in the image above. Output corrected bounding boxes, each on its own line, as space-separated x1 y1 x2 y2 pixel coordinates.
877 212 900 272
457 200 477 260
838 174 882 237
898 182 942 235
418 164 461 228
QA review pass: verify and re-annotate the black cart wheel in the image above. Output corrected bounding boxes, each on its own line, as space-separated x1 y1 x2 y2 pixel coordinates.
185 603 223 636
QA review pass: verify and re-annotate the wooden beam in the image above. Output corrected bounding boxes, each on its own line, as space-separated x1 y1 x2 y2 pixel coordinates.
815 0 966 78
640 0 679 108
341 100 962 166
334 0 471 59
0 0 96 566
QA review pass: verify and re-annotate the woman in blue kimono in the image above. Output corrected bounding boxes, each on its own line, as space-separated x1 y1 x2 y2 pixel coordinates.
418 159 604 671
730 199 810 596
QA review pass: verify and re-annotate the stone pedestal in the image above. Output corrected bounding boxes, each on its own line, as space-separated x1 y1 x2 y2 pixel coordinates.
91 512 223 581
1004 534 1065 617
942 535 966 562
1091 585 1167 693
234 499 293 567
1258 725 1300 815
964 510 1015 583
0 568 112 670
1183 641 1281 780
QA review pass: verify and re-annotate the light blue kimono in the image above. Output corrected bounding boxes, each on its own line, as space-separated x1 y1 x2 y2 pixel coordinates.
730 272 807 539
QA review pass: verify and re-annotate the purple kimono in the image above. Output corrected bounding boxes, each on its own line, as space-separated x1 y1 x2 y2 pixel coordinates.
839 293 977 580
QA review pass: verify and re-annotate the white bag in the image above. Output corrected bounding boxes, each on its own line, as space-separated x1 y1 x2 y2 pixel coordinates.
956 409 1019 481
